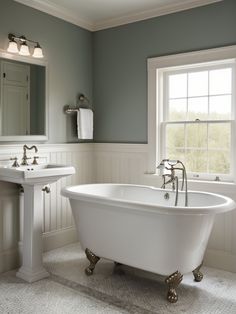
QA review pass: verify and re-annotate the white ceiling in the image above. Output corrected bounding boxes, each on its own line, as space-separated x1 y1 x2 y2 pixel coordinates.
14 0 222 31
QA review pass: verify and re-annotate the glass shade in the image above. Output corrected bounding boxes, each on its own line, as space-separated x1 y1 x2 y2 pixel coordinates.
7 40 19 53
19 42 30 56
32 45 44 58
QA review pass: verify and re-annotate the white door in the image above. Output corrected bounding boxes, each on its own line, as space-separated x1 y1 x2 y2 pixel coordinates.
0 61 30 135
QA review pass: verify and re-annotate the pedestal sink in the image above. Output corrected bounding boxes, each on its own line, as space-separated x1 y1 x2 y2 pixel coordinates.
0 163 75 282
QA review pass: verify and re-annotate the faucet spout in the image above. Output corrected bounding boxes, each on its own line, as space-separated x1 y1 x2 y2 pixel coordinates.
21 145 38 165
23 144 38 154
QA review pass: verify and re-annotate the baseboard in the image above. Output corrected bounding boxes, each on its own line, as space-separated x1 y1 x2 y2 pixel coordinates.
204 249 236 273
0 248 19 273
43 227 77 252
0 228 77 274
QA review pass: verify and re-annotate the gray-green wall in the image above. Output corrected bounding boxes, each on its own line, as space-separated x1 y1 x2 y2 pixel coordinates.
0 0 93 143
1 0 236 143
93 0 236 143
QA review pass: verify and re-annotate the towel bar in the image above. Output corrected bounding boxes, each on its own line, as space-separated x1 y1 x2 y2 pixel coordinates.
64 93 93 114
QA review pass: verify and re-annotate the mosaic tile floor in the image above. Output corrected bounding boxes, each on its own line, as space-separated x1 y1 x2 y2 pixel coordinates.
1 243 236 313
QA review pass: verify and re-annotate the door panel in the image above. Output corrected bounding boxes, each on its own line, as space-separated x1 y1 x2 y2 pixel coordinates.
0 61 30 135
2 85 28 135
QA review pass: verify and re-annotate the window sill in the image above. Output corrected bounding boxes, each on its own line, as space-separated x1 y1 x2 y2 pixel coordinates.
143 173 236 196
187 179 236 195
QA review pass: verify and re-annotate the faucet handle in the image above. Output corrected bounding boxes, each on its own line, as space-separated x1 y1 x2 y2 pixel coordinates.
32 156 39 165
10 157 20 168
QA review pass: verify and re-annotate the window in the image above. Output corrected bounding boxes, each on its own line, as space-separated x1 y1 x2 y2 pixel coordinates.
162 62 234 180
147 46 236 181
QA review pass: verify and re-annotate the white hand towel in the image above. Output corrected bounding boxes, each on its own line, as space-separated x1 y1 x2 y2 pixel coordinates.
77 108 93 140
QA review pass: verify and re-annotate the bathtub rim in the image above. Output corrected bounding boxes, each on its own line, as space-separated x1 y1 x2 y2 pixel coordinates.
61 183 236 216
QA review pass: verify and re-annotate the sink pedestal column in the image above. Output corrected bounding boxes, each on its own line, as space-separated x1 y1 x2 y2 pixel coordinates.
16 184 49 283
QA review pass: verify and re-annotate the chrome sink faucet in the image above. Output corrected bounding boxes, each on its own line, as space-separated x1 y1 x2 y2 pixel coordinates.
21 145 38 165
157 159 188 207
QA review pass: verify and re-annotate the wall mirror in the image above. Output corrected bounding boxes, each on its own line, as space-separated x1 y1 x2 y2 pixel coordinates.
0 50 48 142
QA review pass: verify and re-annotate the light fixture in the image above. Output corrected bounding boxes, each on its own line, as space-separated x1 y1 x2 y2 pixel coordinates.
7 37 19 53
7 33 44 58
19 37 30 56
32 43 44 58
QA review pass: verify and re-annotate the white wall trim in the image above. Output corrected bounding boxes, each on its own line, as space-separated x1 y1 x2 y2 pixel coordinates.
43 227 77 252
2 227 77 272
0 143 93 155
14 0 94 31
0 248 19 273
147 45 236 174
0 49 48 66
205 249 236 273
0 49 49 143
148 45 236 69
14 0 222 31
94 143 147 153
94 0 222 31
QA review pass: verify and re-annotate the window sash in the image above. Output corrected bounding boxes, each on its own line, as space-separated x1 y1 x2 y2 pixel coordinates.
162 120 233 125
160 62 235 180
163 64 234 123
161 120 233 180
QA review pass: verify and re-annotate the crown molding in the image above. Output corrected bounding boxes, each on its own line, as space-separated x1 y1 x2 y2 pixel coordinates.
14 0 222 32
94 0 222 31
14 0 94 31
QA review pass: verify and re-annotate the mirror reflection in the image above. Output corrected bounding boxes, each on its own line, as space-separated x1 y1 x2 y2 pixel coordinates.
0 57 45 136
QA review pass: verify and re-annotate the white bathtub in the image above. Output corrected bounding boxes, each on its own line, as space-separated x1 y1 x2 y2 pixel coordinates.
61 183 235 302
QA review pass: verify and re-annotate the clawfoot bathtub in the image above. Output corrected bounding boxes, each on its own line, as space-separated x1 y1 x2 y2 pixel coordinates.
61 184 235 303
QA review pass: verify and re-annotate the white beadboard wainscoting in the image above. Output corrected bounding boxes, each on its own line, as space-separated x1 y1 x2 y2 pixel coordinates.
0 143 94 273
94 143 236 274
1 142 236 274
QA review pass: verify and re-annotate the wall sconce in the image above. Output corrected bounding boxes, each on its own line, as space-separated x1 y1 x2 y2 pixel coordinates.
7 33 44 58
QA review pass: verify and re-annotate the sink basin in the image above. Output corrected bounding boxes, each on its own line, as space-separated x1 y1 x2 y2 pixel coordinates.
0 163 75 184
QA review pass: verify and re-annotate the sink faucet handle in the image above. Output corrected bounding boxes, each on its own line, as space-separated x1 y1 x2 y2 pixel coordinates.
32 156 39 165
10 157 20 168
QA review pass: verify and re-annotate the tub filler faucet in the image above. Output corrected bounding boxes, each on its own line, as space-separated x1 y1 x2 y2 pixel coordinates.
157 159 188 207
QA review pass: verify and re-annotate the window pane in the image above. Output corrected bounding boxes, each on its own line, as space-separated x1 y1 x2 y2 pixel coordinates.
208 151 230 174
185 150 207 172
209 68 232 95
166 147 185 162
209 95 231 120
169 99 187 121
208 123 231 149
166 124 185 148
188 97 208 120
169 73 187 98
188 71 208 97
163 63 233 178
186 124 207 148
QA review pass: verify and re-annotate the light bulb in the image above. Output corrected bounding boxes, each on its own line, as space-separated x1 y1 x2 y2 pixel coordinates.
32 43 44 58
7 40 19 53
19 42 30 56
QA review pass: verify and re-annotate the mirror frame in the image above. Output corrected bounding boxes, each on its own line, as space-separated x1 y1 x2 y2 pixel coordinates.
0 49 48 142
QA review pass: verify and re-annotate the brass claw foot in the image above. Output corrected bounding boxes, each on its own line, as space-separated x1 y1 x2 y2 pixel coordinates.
85 248 100 276
193 262 203 282
165 271 183 303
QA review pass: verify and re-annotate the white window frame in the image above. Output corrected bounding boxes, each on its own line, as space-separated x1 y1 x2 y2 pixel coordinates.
147 45 236 182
